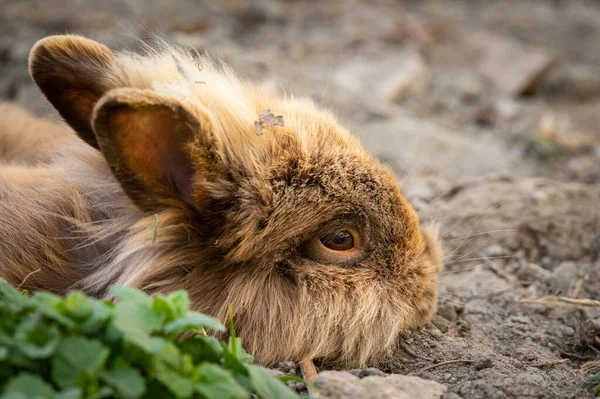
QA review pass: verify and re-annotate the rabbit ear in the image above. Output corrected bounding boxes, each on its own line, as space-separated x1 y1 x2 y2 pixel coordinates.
92 88 212 212
29 35 118 149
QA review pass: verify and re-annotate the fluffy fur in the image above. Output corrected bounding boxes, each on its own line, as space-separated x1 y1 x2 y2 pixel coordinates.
0 35 442 367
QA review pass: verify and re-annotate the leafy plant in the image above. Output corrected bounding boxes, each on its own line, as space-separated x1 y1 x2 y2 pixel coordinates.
0 279 299 399
582 372 600 397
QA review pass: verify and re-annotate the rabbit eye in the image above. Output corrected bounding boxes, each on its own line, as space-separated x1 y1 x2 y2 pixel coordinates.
303 226 363 264
320 230 354 251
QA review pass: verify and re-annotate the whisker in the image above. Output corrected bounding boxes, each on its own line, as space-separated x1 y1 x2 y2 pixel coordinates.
443 241 501 263
442 285 511 297
440 263 492 275
445 255 516 265
445 229 515 242
441 202 502 241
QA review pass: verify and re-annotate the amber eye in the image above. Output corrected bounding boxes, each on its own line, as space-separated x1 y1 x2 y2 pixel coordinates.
320 230 355 251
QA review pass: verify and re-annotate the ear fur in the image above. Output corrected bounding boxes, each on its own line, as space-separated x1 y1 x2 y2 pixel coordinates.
29 35 118 149
92 88 208 212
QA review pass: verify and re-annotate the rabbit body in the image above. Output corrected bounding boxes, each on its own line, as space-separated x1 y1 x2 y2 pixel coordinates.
0 35 442 367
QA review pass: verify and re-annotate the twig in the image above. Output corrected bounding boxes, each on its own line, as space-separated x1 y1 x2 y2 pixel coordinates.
419 359 474 372
581 361 600 374
529 359 569 369
559 351 597 361
520 296 600 307
17 269 41 289
398 343 433 361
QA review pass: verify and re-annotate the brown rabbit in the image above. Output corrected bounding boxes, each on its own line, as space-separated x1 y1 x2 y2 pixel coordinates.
0 35 442 367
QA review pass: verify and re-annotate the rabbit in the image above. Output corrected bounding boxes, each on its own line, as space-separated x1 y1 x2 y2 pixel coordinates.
0 34 443 368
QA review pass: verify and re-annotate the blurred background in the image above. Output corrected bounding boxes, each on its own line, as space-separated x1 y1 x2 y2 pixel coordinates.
1 1 600 397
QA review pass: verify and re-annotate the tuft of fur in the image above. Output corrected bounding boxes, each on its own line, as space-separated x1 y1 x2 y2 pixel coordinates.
0 35 443 367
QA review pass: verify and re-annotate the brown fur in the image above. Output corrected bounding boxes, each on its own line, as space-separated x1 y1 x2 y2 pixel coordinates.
0 35 442 367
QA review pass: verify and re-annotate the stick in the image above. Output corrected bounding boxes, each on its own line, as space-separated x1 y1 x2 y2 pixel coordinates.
398 343 433 361
419 359 474 372
520 296 600 307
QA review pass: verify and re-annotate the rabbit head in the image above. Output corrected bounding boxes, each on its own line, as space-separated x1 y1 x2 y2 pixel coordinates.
29 35 443 367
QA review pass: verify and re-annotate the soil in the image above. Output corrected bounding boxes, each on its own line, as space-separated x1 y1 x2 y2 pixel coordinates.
1 0 599 398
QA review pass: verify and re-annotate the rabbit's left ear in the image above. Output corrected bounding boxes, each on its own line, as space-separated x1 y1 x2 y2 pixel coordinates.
29 35 118 149
92 88 217 212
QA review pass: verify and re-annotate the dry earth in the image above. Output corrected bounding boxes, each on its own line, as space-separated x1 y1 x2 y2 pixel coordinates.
1 0 599 398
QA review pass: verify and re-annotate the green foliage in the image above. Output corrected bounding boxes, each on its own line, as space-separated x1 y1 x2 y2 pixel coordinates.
0 279 298 399
581 371 600 397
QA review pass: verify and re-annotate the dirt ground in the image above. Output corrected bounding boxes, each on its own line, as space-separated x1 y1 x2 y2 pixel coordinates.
1 0 599 398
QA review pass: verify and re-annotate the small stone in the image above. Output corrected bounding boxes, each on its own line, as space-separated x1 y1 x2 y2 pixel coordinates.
429 327 444 338
559 326 575 337
334 48 431 105
444 373 452 380
275 361 297 374
269 368 285 378
474 31 556 96
315 371 447 399
474 358 494 371
431 314 451 333
494 97 520 121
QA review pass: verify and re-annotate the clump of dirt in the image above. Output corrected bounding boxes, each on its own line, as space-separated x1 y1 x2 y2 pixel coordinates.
2 0 599 397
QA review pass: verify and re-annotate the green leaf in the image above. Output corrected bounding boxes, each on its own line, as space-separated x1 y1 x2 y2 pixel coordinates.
13 315 60 359
248 365 299 399
154 339 183 370
2 373 56 397
154 362 194 399
193 363 250 399
0 279 27 310
78 301 113 335
144 381 176 399
228 305 236 356
164 291 190 319
54 388 82 399
63 291 93 321
163 312 225 335
152 214 159 245
100 360 146 399
179 336 223 364
110 301 162 352
87 387 113 399
51 337 110 388
109 287 152 308
0 393 28 399
222 347 249 376
152 297 175 323
0 346 8 361
31 292 76 329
